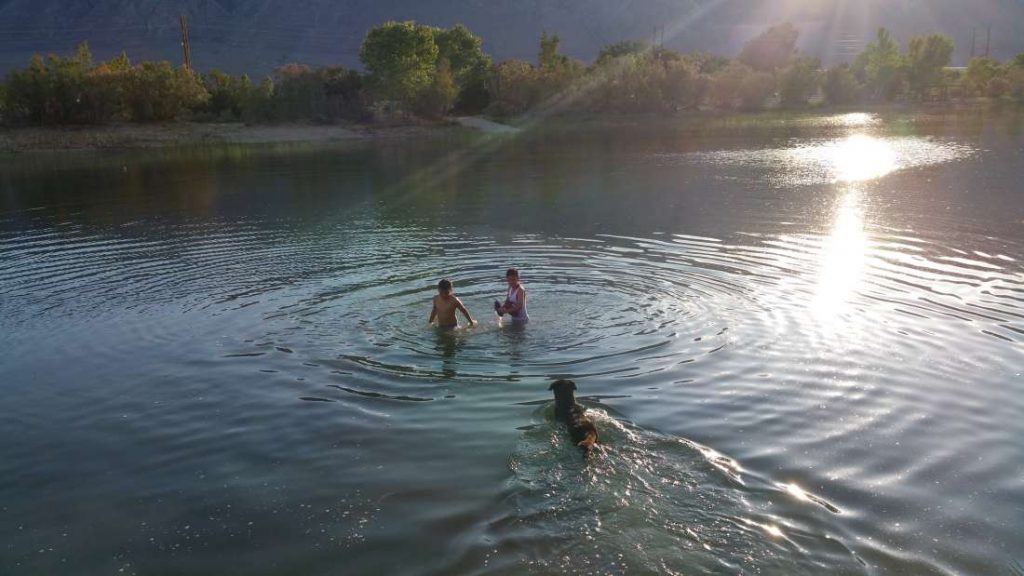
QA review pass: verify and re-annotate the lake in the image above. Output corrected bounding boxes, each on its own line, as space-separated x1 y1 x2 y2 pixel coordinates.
1 109 1023 575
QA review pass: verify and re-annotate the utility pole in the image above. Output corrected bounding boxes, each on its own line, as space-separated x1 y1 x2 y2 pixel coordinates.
969 27 976 59
984 25 991 58
179 14 193 71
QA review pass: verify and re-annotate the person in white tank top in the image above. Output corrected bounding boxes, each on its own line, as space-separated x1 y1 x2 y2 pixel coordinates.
494 267 529 322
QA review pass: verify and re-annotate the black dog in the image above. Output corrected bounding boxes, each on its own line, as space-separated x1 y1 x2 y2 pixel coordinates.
549 379 598 452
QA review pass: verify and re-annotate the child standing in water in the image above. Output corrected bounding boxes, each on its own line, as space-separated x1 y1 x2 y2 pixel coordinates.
494 268 529 322
429 279 476 329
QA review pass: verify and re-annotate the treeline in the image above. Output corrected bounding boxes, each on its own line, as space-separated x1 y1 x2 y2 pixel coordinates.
2 21 1024 127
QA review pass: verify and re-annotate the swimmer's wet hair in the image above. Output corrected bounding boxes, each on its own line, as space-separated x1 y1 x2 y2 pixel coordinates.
506 268 519 277
438 279 453 292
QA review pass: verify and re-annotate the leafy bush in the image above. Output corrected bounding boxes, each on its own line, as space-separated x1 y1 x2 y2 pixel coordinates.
124 61 208 122
965 57 1001 96
779 57 820 108
201 70 252 121
905 34 953 97
414 59 457 119
824 65 860 105
360 21 438 105
487 60 539 116
707 62 773 111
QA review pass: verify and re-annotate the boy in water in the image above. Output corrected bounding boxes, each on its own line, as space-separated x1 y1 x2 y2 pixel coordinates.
429 279 476 329
494 268 529 322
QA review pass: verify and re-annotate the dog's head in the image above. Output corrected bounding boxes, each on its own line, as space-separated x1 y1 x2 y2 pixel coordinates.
549 379 577 404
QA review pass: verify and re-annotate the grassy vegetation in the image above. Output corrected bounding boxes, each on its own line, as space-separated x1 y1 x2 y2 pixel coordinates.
2 21 1023 128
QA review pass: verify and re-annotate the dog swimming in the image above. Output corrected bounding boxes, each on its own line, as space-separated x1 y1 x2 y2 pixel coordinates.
548 379 599 452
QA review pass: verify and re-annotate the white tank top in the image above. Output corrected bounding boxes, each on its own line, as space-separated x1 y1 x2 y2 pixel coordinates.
507 284 529 321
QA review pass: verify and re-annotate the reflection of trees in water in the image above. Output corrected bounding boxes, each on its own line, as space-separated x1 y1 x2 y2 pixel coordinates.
4 108 1022 238
1 141 442 228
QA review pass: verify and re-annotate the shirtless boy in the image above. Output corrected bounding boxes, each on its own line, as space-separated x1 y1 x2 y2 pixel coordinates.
429 279 476 329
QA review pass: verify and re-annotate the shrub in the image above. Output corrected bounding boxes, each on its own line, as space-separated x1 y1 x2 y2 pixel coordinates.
487 59 538 116
824 65 860 105
707 61 772 110
124 61 208 122
779 57 820 108
414 59 457 119
360 21 438 105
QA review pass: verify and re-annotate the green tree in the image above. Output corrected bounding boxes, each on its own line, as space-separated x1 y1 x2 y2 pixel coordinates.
662 59 700 110
739 69 775 110
108 51 131 72
415 58 457 118
1006 66 1024 100
905 34 953 97
360 21 438 104
596 40 648 66
686 51 730 75
585 53 658 113
531 32 584 106
738 23 798 72
242 77 276 123
965 57 1001 96
124 62 208 122
80 55 131 123
203 69 252 121
487 59 539 116
431 24 491 114
707 61 771 110
855 28 904 100
4 43 96 124
779 56 820 107
320 66 368 122
539 32 570 70
433 24 489 82
824 64 859 104
272 64 321 120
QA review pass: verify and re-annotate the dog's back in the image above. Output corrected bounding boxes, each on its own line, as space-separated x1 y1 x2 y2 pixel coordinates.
549 379 598 451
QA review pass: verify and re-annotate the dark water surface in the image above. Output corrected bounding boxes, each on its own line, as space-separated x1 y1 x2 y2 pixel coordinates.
2 110 1023 575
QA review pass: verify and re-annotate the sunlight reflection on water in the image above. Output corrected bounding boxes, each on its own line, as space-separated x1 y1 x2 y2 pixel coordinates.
814 191 869 324
683 132 973 186
2 110 1022 576
816 134 898 182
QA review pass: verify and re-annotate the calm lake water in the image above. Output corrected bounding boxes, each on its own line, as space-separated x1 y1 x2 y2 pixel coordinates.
2 109 1023 575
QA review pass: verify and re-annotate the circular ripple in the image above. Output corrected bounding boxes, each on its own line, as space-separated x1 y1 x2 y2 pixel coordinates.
268 231 758 382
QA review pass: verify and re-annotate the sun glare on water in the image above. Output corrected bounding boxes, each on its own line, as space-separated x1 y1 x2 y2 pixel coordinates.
807 132 898 323
830 134 899 182
813 191 869 324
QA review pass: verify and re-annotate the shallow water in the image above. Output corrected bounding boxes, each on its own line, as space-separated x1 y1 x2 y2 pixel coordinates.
2 109 1023 575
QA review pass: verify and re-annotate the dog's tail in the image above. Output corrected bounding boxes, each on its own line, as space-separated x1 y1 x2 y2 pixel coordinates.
577 431 598 451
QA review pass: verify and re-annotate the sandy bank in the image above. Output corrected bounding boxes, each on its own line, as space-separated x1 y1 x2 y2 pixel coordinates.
0 121 479 152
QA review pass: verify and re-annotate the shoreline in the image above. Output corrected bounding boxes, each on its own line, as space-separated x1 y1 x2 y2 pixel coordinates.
0 121 476 153
0 101 1013 153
